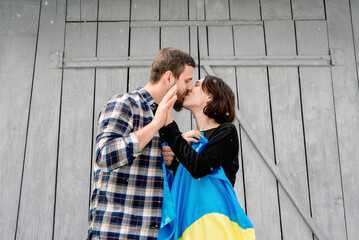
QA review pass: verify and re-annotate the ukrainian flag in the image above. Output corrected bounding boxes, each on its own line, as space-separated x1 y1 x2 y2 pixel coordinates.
159 137 255 240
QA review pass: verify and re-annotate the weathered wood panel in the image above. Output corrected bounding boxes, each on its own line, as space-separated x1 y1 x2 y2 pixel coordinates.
54 22 97 240
131 0 159 20
206 25 246 206
190 0 205 20
129 27 159 91
98 0 131 21
352 0 359 86
296 20 347 240
265 20 312 240
233 24 282 239
205 0 229 20
0 0 40 239
326 0 359 239
261 0 291 20
230 0 261 20
161 0 188 20
67 0 98 21
15 0 66 239
292 0 325 20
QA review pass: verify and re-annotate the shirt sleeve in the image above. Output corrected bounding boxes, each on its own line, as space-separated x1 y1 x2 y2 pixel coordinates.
159 121 237 179
95 97 140 172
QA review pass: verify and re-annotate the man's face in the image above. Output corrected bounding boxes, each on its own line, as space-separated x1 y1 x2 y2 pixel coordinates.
173 65 194 111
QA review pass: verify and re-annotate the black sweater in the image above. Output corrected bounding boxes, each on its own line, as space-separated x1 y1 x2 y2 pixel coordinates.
159 121 239 186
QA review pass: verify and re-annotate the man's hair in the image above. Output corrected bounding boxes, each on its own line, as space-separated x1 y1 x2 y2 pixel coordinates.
149 47 195 84
202 75 236 124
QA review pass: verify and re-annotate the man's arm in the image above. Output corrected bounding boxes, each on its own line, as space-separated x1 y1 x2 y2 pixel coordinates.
96 85 177 172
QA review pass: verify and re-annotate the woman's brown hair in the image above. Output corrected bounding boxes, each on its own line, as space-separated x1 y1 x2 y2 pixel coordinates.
202 75 236 124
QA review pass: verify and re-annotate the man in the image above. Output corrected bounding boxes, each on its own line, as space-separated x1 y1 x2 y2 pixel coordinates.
88 47 195 239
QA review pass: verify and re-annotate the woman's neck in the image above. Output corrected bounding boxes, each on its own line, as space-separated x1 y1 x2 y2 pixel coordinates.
193 110 220 131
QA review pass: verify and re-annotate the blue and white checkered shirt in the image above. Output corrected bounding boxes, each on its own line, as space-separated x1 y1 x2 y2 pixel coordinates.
89 87 164 239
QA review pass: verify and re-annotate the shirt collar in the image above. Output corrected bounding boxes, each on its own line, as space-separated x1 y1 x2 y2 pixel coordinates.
137 87 158 113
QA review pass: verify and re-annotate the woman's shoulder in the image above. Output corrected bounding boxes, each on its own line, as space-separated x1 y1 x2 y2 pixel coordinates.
208 122 238 140
217 122 237 132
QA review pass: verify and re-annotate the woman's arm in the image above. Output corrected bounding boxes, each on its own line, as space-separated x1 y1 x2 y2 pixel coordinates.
159 121 238 179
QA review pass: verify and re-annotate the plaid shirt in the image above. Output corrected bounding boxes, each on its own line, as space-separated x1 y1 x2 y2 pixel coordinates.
89 87 164 239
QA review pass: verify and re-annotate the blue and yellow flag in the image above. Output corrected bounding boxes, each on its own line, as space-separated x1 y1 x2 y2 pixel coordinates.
159 136 255 240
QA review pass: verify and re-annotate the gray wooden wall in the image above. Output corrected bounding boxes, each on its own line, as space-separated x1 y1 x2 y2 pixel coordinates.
1 0 359 239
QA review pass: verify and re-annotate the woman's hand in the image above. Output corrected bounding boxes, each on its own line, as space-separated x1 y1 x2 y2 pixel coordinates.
162 146 175 167
182 130 203 145
153 85 177 128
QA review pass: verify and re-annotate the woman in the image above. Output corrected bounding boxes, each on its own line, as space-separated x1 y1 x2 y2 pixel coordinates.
158 76 255 240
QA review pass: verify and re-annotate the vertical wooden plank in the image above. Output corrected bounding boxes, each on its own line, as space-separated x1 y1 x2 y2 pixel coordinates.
296 20 347 240
54 22 97 240
129 27 159 91
292 0 325 20
131 0 159 20
161 0 188 20
0 0 40 239
15 0 66 239
161 26 192 132
191 0 205 20
265 20 312 240
325 1 359 239
352 0 359 86
261 0 292 20
98 0 131 21
198 25 208 78
229 0 261 20
207 25 246 207
205 0 229 20
233 25 282 240
67 0 98 21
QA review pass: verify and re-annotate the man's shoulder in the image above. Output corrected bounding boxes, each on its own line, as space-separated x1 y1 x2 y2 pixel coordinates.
106 89 143 107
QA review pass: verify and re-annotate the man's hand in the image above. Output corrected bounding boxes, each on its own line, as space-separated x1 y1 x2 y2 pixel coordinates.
182 130 202 144
162 146 175 167
153 85 177 128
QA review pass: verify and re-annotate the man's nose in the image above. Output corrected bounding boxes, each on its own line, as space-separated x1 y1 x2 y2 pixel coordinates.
187 84 193 91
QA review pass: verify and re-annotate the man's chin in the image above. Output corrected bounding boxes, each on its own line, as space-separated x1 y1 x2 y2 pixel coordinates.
173 100 184 112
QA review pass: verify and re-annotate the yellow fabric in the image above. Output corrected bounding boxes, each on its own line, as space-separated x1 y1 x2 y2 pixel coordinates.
179 213 255 240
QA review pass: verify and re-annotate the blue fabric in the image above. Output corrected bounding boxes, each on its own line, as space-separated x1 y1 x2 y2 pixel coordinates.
159 134 254 239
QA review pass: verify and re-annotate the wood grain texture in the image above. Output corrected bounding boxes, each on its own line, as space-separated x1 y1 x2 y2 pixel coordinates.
131 0 159 20
204 0 229 20
292 0 325 20
234 24 282 240
15 0 66 239
161 0 188 20
54 22 97 240
261 0 291 20
67 0 98 21
98 0 131 21
325 0 359 239
129 27 159 91
296 20 347 240
230 0 261 20
265 20 312 240
0 0 41 238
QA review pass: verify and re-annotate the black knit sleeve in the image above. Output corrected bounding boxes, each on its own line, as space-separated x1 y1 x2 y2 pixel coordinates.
159 121 238 181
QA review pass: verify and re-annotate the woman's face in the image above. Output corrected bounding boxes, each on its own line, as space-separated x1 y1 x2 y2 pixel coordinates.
183 78 211 111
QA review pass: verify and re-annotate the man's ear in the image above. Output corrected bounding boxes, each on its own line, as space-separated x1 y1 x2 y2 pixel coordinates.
163 71 172 86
